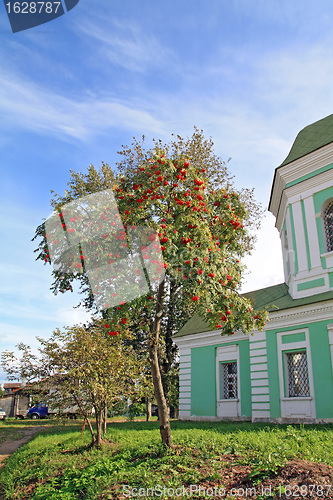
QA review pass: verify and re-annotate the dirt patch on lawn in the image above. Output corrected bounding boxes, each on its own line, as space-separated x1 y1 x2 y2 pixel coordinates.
0 427 42 470
254 460 333 498
199 455 333 499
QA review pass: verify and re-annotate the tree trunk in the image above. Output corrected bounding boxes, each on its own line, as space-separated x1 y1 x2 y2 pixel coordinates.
164 281 178 367
103 404 107 434
146 397 152 422
80 417 86 436
86 417 96 444
148 280 172 447
95 409 103 447
72 392 95 445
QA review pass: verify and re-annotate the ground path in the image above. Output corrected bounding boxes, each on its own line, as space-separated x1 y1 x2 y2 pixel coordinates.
0 425 42 469
0 426 43 500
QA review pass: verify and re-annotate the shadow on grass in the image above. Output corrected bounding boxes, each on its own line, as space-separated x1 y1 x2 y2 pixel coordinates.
3 417 333 438
172 419 333 434
107 418 333 435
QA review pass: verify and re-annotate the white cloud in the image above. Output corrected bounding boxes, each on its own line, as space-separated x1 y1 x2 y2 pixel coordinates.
0 67 166 141
76 18 175 73
1 28 333 171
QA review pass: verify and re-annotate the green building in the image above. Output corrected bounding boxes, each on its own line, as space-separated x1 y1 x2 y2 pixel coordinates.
173 115 333 423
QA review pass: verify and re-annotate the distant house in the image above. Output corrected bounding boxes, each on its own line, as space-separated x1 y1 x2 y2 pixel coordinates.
3 382 22 395
174 114 333 423
1 380 34 417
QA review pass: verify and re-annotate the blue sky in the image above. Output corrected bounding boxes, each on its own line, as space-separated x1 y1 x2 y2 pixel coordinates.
1 0 333 383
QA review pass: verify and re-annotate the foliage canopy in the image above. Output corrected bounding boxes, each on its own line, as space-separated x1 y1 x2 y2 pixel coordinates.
33 129 268 445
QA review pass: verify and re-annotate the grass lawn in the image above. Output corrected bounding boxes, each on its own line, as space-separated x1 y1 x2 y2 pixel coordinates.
0 418 333 499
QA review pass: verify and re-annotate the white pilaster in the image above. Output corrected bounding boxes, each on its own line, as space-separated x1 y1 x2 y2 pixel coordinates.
178 347 191 418
285 208 296 279
303 195 322 269
292 200 308 273
249 331 270 420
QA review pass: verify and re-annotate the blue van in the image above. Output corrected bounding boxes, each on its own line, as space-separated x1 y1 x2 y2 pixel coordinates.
26 403 48 419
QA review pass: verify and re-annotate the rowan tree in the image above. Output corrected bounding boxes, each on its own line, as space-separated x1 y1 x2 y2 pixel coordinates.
33 129 268 447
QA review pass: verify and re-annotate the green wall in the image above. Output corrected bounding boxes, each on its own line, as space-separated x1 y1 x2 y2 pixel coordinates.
313 186 333 263
191 339 251 417
309 321 333 418
191 346 216 417
330 272 333 287
266 320 333 419
315 216 327 267
266 330 280 418
297 278 325 291
313 185 333 214
239 340 252 416
190 317 333 420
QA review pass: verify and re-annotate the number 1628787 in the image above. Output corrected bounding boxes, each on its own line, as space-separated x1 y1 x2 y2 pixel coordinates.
5 2 61 14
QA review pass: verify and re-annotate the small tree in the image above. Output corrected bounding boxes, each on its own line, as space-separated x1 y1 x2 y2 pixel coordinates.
1 343 40 384
37 320 143 447
33 130 268 447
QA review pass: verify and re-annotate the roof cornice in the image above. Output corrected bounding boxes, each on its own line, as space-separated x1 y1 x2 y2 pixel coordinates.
173 299 333 348
269 142 333 219
173 329 248 349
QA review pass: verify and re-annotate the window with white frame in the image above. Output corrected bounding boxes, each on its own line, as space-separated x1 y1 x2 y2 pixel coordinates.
220 361 238 399
323 200 333 253
285 351 310 397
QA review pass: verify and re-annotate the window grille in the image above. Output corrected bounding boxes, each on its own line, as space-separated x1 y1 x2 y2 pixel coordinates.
324 201 333 253
221 362 238 399
286 351 310 397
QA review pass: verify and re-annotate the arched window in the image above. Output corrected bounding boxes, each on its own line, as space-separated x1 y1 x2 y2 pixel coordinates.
323 201 333 252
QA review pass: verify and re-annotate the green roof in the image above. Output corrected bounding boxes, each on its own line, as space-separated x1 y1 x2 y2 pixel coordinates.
174 313 211 338
243 282 333 311
174 283 333 338
279 114 333 168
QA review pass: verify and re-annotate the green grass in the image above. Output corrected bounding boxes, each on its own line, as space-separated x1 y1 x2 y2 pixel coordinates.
1 419 333 499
